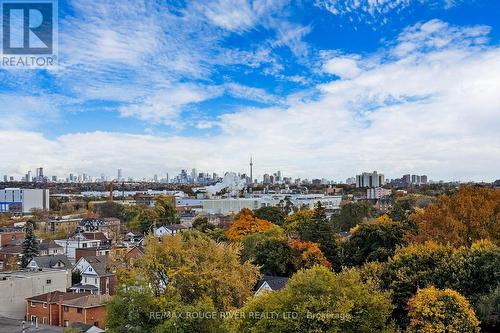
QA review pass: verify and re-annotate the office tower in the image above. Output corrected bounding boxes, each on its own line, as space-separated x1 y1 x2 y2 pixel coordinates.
117 169 122 181
421 175 428 184
191 169 197 183
3 175 7 182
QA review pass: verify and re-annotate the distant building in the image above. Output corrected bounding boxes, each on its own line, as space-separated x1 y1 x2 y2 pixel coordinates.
0 188 49 213
356 172 384 188
0 269 70 319
367 187 392 200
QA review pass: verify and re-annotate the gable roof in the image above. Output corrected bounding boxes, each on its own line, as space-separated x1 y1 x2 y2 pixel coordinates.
63 294 111 308
255 276 289 292
81 255 111 276
38 240 63 251
26 291 87 303
31 255 72 269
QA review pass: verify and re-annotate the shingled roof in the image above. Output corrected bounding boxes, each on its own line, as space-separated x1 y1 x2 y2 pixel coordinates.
62 294 111 308
27 291 88 303
31 255 72 269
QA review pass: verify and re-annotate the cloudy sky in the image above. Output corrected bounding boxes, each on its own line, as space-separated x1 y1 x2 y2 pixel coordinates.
1 0 499 182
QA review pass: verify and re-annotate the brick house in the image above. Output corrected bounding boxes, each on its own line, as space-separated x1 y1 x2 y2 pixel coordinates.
26 291 110 329
0 229 25 247
25 291 85 326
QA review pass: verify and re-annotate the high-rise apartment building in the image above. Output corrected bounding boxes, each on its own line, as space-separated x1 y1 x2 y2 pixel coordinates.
356 171 385 188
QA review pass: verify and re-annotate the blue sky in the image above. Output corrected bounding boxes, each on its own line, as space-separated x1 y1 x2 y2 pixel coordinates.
1 0 499 181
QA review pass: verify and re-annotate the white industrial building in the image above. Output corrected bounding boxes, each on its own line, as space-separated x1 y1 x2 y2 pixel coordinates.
0 188 49 213
0 269 70 319
202 194 342 215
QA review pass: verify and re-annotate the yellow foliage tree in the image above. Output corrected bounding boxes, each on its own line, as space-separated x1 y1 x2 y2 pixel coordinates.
226 208 273 241
408 286 480 333
409 187 500 246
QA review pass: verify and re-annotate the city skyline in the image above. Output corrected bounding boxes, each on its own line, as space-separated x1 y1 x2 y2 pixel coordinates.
1 1 499 181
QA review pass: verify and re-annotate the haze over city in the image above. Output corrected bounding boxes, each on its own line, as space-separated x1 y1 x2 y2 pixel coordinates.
1 0 499 181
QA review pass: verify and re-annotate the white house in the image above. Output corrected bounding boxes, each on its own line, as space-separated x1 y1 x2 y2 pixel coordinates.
153 224 188 237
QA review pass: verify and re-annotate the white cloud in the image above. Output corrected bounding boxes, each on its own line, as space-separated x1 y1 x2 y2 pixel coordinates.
323 55 362 79
1 20 499 182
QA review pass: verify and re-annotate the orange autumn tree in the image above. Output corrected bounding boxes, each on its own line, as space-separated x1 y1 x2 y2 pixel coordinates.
409 187 500 246
227 208 273 241
288 239 331 270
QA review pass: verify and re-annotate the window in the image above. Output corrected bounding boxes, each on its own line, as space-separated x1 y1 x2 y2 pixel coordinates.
46 279 51 285
64 320 69 327
43 317 48 324
95 278 97 284
77 308 82 313
82 243 87 248
94 321 99 327
63 306 69 312
30 316 37 324
30 301 36 307
43 302 47 309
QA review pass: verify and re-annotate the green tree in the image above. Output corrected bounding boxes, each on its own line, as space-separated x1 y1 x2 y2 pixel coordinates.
21 221 39 268
254 237 293 276
154 196 180 225
71 269 82 284
381 241 500 327
192 216 215 232
476 284 500 331
332 201 379 232
297 202 340 269
96 201 124 218
226 266 393 333
407 287 480 333
254 206 286 226
341 216 407 267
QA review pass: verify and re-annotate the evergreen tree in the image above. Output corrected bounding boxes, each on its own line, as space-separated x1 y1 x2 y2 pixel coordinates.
21 221 39 268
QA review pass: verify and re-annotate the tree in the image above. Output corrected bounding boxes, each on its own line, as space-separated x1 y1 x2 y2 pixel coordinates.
341 215 407 267
154 196 180 225
72 269 82 284
288 239 331 271
96 201 124 218
135 232 259 312
254 206 286 226
227 208 273 241
107 232 260 332
21 221 39 268
226 266 393 333
241 226 286 262
476 284 500 331
192 216 215 232
381 241 500 327
331 201 379 232
407 287 480 333
283 209 313 234
409 187 500 246
296 202 340 269
254 237 293 276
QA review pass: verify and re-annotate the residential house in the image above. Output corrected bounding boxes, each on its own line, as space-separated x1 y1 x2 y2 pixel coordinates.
55 232 109 262
25 291 86 326
254 276 289 296
0 229 25 247
71 256 116 295
153 224 188 237
75 245 111 262
39 240 64 256
28 255 72 271
26 291 109 329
